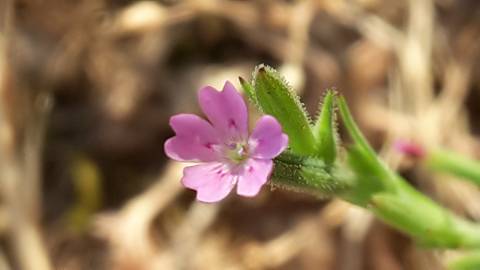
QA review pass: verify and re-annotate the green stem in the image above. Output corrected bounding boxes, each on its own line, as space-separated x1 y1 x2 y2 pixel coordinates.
272 153 480 248
448 251 480 270
370 180 480 248
426 149 480 186
271 96 480 249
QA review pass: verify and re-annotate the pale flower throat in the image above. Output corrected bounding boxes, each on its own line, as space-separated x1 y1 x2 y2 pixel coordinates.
225 141 250 164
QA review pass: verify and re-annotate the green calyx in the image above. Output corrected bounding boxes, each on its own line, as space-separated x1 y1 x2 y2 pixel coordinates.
271 151 353 197
240 65 338 162
252 65 316 155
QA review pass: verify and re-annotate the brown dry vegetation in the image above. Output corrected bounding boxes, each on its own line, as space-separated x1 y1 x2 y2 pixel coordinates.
1 0 480 269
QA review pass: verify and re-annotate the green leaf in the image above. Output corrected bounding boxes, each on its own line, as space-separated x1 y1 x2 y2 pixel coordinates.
337 95 376 158
313 90 338 164
342 145 386 205
253 65 316 155
337 95 398 192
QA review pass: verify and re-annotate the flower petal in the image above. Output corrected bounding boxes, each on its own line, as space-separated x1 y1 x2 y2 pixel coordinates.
164 114 220 162
198 81 248 140
249 115 288 159
182 163 236 203
236 159 273 197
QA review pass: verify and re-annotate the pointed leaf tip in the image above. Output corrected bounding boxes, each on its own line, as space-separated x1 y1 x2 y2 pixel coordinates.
239 76 257 107
337 95 376 158
252 64 316 155
313 89 338 164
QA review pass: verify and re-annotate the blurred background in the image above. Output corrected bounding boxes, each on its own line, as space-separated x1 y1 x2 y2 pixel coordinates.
1 0 480 269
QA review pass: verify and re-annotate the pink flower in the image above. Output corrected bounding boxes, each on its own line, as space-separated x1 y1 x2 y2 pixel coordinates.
164 81 288 202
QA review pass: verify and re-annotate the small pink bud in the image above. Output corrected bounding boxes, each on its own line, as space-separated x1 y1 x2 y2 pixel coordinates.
394 140 425 158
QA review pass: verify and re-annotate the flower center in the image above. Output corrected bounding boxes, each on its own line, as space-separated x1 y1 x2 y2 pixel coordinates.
225 142 249 164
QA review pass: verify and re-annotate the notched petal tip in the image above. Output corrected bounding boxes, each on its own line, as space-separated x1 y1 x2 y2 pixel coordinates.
168 113 211 132
163 137 182 161
236 159 273 197
168 113 188 129
222 80 236 91
164 114 220 162
236 189 261 197
250 115 289 159
198 81 248 139
181 163 236 203
195 192 229 203
222 80 246 107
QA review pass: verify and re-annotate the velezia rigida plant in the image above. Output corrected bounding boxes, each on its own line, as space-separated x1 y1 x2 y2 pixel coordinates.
165 64 480 269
